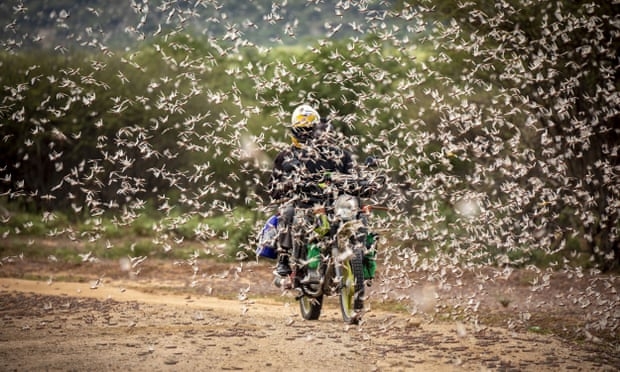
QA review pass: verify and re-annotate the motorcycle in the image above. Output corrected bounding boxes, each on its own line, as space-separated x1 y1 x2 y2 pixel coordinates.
259 173 382 324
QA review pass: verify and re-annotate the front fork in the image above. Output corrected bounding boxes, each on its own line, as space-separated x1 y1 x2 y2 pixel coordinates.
333 220 365 286
332 246 343 285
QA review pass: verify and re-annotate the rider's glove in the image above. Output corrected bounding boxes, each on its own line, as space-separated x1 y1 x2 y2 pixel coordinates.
318 172 332 189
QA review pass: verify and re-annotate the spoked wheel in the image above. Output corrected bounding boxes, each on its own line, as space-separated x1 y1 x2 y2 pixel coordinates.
299 294 323 320
339 248 365 324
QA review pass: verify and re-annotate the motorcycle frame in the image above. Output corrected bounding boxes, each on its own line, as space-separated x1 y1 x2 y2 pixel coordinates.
288 199 369 299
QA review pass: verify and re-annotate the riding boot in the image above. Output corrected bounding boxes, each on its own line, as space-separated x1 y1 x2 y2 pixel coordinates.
274 253 292 277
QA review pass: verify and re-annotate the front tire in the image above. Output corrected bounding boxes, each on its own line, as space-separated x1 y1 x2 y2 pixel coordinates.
339 248 365 324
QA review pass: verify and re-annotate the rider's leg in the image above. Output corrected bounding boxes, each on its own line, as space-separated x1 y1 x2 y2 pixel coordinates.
275 205 295 276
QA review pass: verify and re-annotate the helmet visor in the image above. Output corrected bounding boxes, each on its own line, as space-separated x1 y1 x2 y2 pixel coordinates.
292 112 318 128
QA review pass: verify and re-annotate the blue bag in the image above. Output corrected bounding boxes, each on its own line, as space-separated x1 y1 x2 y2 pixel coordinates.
256 215 279 259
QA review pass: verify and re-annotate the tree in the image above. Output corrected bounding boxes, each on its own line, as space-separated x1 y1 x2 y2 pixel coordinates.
401 0 619 269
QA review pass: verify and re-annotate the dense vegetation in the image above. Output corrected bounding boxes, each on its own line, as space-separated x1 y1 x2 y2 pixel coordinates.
0 0 618 273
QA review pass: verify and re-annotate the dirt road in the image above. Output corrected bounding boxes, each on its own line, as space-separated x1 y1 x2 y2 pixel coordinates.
0 259 617 371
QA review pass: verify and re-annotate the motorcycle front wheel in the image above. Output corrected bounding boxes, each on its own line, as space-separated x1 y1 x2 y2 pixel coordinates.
299 294 323 320
339 248 365 324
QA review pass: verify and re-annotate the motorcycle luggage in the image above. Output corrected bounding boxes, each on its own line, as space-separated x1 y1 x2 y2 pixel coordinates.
363 233 378 279
256 215 279 259
306 243 321 270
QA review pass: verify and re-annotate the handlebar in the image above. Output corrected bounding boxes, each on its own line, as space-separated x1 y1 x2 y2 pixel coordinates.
273 173 385 204
328 173 386 196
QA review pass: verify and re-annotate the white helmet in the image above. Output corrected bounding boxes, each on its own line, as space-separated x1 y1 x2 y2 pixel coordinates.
290 104 320 142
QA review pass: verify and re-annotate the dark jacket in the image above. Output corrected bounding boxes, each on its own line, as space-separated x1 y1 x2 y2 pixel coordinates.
269 142 353 200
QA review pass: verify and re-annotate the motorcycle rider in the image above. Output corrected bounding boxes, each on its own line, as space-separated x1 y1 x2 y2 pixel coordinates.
268 104 355 279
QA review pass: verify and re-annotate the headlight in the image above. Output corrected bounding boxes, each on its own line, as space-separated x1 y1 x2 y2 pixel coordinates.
333 195 359 220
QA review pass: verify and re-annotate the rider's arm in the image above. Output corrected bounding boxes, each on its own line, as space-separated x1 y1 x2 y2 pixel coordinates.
269 149 304 200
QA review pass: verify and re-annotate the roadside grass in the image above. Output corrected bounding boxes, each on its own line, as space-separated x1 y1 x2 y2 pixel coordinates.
3 205 604 271
369 300 410 314
0 235 210 262
21 272 89 283
0 208 261 263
